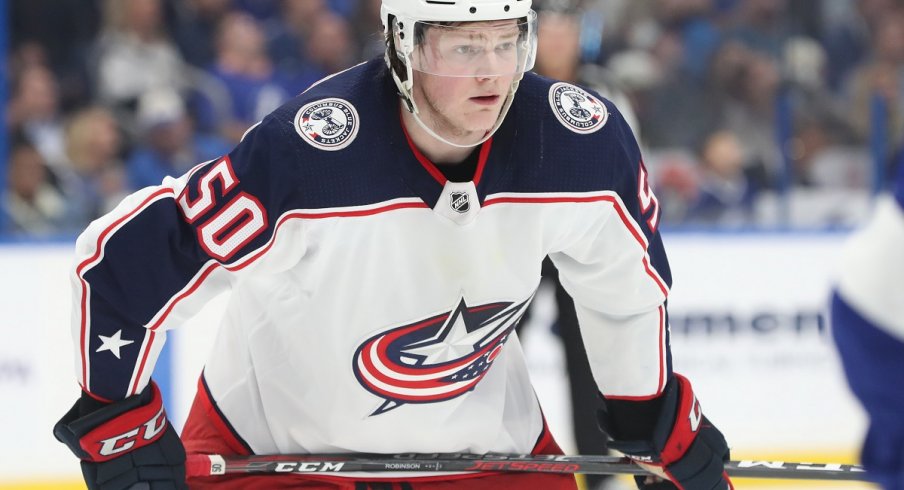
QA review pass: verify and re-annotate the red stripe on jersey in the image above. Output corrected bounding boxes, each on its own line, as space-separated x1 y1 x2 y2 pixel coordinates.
156 199 422 392
658 305 666 393
77 188 175 394
148 263 220 331
81 195 425 397
130 330 157 395
483 193 668 295
145 200 427 334
399 111 494 186
483 195 614 205
485 193 669 399
278 201 428 223
473 137 493 185
605 304 667 400
81 387 113 404
401 118 447 185
223 200 428 274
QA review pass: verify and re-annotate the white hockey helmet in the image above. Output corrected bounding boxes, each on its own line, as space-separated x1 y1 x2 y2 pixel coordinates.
382 0 538 147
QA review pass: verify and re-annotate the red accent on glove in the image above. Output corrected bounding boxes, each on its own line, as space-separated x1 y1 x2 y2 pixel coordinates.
79 382 169 462
659 373 702 465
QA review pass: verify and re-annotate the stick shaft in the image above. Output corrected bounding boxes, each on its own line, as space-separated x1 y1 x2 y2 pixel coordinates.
186 453 868 481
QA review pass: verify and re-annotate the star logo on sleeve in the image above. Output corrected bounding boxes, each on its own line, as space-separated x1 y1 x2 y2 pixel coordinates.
96 330 135 359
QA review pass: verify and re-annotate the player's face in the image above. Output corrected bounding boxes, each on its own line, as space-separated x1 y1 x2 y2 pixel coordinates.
411 66 515 142
410 21 521 143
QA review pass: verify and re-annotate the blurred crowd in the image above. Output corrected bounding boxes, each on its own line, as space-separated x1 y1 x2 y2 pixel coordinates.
4 0 904 236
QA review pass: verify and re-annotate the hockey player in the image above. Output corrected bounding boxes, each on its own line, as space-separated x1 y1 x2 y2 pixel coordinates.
831 162 904 490
53 1 733 488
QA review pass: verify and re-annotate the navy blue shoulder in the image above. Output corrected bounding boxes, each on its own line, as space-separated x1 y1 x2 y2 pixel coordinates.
229 58 416 212
498 72 644 196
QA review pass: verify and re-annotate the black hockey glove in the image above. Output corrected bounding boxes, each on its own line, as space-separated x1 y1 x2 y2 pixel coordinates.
600 373 733 490
53 381 187 490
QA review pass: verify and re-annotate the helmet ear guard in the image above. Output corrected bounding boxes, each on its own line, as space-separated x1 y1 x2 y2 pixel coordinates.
383 15 416 113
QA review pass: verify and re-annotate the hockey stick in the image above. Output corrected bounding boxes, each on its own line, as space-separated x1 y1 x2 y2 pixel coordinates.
186 453 868 481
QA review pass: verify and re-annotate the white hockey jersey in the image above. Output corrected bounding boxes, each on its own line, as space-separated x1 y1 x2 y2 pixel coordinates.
71 58 673 457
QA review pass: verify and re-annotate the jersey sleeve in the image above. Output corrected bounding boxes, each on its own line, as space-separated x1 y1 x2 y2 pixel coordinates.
548 101 674 400
831 192 904 487
70 117 303 401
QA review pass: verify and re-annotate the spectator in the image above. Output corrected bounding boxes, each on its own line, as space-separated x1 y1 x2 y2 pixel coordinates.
821 0 901 91
630 0 727 149
268 0 327 69
2 141 69 236
654 0 722 80
846 9 904 160
0 0 891 235
199 11 289 142
58 107 129 228
7 63 68 166
127 89 232 190
267 0 331 93
725 0 793 58
302 11 357 79
686 130 757 225
10 0 101 110
649 151 700 223
718 46 782 189
780 37 866 189
790 113 870 191
589 0 658 54
93 0 189 133
350 0 385 60
171 0 235 68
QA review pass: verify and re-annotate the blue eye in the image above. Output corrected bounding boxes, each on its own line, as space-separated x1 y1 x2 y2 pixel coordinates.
496 42 515 52
455 45 480 56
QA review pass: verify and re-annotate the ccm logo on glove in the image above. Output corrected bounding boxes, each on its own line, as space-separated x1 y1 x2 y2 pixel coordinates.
54 381 188 489
95 404 167 457
55 382 172 462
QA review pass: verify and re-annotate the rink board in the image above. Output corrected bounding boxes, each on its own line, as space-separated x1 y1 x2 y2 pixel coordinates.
0 233 878 489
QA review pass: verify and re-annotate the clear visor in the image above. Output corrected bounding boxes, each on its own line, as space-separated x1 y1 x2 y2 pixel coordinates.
403 12 538 78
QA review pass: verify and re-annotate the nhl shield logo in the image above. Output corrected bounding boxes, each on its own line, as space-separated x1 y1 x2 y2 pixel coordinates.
294 98 360 151
450 192 470 213
548 83 608 134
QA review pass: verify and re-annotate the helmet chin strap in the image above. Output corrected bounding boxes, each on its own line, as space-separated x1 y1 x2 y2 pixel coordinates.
409 108 490 149
403 76 522 149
